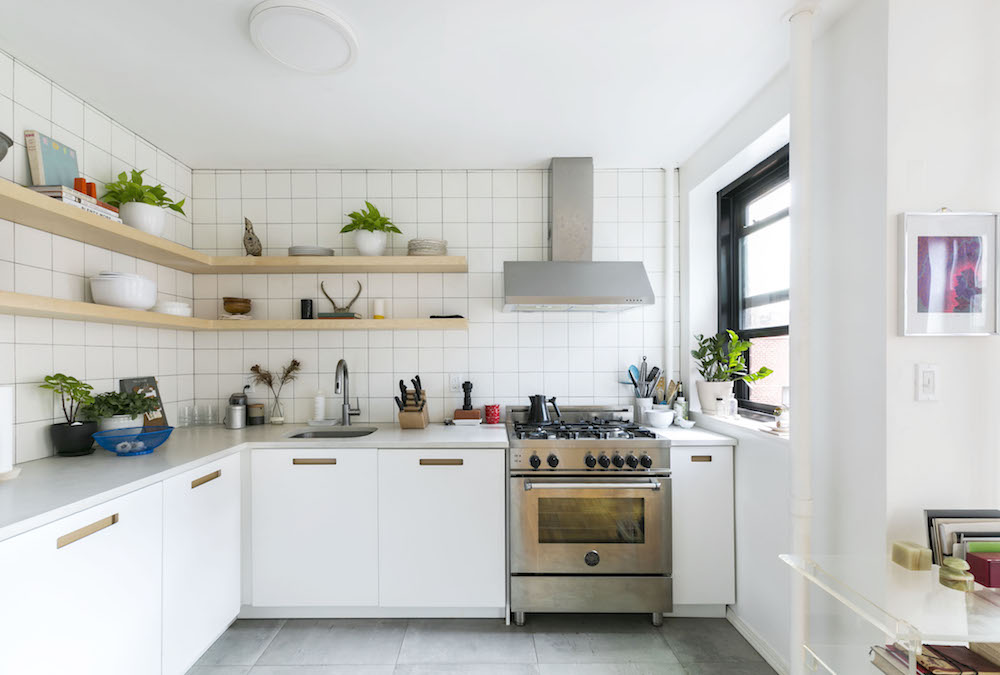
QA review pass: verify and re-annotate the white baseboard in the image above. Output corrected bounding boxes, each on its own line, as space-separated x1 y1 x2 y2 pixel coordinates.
239 605 505 619
727 607 789 675
664 604 727 618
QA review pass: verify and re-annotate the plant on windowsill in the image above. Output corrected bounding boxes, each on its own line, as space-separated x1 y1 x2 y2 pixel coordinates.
101 169 186 238
691 330 772 415
82 390 161 432
39 374 97 456
340 201 402 256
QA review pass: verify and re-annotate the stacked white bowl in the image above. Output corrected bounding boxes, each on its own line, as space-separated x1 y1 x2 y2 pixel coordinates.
89 272 157 310
153 300 192 317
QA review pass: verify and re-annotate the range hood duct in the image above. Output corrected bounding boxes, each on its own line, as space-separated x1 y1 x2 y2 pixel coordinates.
503 157 655 312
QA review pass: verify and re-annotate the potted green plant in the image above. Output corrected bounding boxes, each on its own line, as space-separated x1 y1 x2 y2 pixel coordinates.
39 374 96 456
340 201 401 256
691 330 773 415
82 390 161 432
101 169 186 237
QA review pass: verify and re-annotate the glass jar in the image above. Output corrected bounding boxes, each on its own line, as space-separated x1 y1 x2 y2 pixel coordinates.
269 399 285 425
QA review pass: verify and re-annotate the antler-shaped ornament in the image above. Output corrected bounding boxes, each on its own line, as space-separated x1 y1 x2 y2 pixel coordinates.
321 280 362 313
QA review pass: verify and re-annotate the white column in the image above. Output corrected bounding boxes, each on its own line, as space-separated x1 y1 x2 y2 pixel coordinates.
664 168 678 380
788 3 816 674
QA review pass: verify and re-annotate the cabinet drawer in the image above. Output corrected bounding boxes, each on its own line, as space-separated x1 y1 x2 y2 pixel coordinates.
163 453 241 675
378 448 505 607
251 447 378 607
0 484 163 675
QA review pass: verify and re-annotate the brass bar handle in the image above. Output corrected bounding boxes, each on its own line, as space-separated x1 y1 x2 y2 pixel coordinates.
691 455 713 462
419 458 464 466
292 458 337 465
57 513 119 549
191 469 221 489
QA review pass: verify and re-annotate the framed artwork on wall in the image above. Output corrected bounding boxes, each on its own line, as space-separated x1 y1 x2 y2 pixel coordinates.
899 212 999 336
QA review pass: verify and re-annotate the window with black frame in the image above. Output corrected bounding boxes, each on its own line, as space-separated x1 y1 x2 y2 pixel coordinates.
717 146 789 414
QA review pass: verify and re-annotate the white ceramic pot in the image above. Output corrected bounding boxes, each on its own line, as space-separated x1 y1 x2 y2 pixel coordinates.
120 202 166 237
696 380 735 415
98 414 141 432
354 230 387 256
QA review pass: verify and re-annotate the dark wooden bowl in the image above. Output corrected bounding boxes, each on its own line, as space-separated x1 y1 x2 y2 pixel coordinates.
223 297 252 315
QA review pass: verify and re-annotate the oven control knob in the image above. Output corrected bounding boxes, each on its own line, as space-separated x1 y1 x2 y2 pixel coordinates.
597 453 611 468
529 454 541 469
584 453 597 468
612 453 625 468
585 550 600 567
626 454 639 469
640 454 653 469
547 453 559 468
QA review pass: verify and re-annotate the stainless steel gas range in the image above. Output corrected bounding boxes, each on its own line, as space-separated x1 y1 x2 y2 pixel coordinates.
507 405 672 627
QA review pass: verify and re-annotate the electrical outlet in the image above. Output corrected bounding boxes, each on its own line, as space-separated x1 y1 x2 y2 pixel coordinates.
449 375 462 392
244 375 256 394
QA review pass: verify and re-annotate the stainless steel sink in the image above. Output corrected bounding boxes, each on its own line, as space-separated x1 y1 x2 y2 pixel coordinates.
287 426 378 439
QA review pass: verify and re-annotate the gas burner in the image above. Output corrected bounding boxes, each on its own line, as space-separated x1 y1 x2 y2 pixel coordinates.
513 419 658 441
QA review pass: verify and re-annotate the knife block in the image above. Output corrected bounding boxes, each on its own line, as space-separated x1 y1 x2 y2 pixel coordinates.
398 389 429 429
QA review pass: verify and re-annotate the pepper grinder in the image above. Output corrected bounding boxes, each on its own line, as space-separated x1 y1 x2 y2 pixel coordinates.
454 380 481 421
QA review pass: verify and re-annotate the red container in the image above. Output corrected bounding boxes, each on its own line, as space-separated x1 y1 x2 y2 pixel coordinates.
967 552 1000 587
484 404 500 425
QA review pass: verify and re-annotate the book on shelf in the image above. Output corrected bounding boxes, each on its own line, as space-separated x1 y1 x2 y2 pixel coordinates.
29 185 122 223
872 644 1000 674
24 130 79 188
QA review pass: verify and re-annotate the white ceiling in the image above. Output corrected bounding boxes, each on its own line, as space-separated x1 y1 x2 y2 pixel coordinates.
1 1 854 169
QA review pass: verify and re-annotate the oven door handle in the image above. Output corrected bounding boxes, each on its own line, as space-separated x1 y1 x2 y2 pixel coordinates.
523 480 661 491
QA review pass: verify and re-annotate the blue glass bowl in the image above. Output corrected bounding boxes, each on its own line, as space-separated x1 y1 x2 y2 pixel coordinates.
92 426 173 456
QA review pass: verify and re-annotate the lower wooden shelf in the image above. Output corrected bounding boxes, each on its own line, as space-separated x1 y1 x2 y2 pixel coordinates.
0 292 468 332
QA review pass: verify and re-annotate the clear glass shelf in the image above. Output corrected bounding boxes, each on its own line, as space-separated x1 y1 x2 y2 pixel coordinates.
782 554 1000 645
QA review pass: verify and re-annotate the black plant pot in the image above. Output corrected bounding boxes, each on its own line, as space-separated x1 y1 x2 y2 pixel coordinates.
49 421 98 457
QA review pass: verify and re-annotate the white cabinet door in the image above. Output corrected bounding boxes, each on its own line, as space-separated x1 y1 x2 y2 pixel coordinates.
163 453 241 675
0 484 163 675
378 448 505 607
251 447 378 606
671 445 735 605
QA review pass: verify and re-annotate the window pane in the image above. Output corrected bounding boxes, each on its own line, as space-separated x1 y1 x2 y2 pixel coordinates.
538 497 645 544
747 335 789 407
741 216 790 299
743 300 789 330
746 181 790 225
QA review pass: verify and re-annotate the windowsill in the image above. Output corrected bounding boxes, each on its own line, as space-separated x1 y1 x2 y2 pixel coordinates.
691 410 790 446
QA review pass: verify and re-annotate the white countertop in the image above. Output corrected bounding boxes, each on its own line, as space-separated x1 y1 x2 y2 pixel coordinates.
0 422 508 542
648 424 737 446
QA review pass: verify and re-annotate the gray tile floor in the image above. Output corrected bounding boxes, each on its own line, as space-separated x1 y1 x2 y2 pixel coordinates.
187 615 777 675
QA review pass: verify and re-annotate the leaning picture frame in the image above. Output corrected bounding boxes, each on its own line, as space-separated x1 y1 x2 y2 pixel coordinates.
119 376 168 428
899 212 999 336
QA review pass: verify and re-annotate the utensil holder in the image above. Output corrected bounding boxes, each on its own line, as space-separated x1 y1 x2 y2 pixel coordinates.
398 389 429 429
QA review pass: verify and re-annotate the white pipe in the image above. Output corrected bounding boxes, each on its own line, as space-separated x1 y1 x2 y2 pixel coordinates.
663 168 678 381
788 3 816 675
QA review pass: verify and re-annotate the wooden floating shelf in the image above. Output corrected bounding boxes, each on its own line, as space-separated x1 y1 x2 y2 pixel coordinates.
0 292 468 332
0 180 466 274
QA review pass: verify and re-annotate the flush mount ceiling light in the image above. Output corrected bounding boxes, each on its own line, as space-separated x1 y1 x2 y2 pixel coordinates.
249 0 358 74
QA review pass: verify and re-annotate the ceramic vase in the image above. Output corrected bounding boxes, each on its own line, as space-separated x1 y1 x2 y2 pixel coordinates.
354 230 387 256
120 202 166 237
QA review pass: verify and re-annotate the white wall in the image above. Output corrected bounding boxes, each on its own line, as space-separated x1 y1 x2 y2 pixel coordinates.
0 49 196 462
884 0 1000 543
187 168 678 423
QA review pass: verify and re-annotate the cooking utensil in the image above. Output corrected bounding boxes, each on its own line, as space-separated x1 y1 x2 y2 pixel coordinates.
629 365 641 387
394 396 405 411
527 395 560 424
399 380 408 402
645 366 660 397
411 379 421 401
627 369 641 396
639 357 648 392
415 374 422 391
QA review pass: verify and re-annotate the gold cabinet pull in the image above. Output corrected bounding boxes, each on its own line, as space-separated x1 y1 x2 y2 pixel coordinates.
191 469 221 489
691 455 713 462
57 514 119 549
419 458 463 466
292 458 337 465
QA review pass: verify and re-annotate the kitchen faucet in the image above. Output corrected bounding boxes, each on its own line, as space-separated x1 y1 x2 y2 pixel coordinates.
334 359 361 426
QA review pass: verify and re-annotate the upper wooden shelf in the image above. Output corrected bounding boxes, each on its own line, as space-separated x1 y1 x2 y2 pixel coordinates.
0 180 466 274
0 292 468 332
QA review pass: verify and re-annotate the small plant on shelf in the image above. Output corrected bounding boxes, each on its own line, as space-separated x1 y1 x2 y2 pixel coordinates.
340 201 401 256
38 374 97 456
101 169 185 238
250 359 301 425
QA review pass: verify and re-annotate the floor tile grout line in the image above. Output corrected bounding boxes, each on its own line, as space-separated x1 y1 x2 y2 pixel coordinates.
251 618 287 667
393 618 410 665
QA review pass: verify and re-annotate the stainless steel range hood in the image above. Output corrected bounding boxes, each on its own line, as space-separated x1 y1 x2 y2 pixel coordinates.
503 157 655 312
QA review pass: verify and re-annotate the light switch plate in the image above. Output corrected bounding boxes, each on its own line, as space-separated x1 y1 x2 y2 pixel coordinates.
915 364 939 401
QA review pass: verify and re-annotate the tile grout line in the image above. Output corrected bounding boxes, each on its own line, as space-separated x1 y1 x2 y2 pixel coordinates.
250 618 287 667
393 618 410 665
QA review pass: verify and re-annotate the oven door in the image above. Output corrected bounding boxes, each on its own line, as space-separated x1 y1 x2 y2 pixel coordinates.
510 473 671 575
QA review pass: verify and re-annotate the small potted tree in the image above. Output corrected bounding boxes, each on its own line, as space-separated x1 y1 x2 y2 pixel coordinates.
83 390 161 432
340 201 402 256
101 169 186 237
39 374 97 456
691 330 773 415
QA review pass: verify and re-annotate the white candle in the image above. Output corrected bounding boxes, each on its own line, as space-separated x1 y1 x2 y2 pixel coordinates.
373 298 385 319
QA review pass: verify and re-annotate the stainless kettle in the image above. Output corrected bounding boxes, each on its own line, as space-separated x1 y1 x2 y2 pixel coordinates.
528 395 561 424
